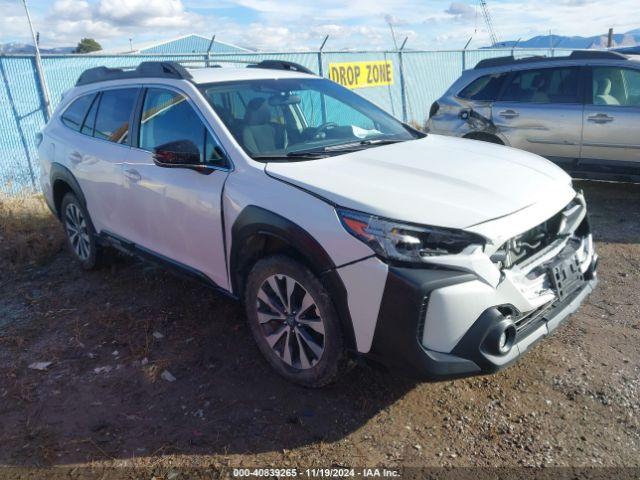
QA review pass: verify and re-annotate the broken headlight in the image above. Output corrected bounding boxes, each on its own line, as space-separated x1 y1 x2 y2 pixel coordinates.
337 208 486 263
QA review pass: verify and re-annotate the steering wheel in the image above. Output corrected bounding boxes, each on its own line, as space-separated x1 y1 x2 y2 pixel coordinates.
310 122 338 140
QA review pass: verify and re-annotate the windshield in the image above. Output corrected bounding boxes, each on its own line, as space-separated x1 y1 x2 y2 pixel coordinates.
199 77 420 160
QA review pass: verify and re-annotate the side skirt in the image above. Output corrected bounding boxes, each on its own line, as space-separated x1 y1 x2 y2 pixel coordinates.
99 231 238 301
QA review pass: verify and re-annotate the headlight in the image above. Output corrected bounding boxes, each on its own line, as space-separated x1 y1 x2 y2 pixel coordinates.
337 208 485 263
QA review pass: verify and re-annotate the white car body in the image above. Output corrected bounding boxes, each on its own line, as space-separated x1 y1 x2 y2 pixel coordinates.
38 61 598 380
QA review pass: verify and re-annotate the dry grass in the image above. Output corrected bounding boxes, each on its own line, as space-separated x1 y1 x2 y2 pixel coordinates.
0 193 64 271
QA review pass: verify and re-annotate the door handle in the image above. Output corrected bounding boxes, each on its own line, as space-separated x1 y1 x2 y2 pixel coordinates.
124 168 141 183
587 113 614 123
499 109 519 119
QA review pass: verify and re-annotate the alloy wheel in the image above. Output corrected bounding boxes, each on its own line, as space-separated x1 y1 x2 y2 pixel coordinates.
64 203 91 261
256 274 326 370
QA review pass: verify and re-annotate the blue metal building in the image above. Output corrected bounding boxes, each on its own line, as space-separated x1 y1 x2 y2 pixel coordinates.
111 34 251 54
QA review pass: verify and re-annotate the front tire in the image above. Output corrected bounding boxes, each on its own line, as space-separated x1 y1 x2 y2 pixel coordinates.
60 193 101 270
245 255 347 387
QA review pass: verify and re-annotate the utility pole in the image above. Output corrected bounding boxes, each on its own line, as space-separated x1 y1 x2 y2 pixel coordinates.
607 28 614 48
21 0 51 120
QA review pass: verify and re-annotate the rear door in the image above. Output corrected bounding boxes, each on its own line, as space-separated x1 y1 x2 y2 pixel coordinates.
121 86 231 289
62 87 139 236
491 66 583 164
581 65 640 166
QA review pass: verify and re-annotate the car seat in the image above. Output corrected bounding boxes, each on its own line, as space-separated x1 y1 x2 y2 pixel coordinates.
241 98 285 154
594 78 620 105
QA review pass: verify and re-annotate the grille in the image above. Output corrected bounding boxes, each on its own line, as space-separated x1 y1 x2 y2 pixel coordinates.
491 198 585 269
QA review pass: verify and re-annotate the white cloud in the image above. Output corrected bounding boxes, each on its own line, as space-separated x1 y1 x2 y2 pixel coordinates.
0 0 638 51
445 2 476 21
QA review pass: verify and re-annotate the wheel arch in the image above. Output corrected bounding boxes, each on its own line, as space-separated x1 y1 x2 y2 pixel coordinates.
463 131 505 145
50 163 87 219
230 205 357 352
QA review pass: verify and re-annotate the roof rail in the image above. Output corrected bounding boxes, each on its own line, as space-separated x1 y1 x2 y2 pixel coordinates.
473 49 629 70
474 55 547 69
568 50 628 60
247 60 314 75
76 61 193 86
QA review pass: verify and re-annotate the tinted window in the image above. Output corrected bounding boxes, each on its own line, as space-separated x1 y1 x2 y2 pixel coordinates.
458 73 507 101
592 67 640 106
501 67 580 103
139 88 226 166
61 94 95 131
81 93 99 136
94 88 138 144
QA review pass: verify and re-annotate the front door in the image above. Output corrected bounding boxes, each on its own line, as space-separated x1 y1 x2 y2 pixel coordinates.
491 66 583 164
581 66 640 166
122 87 231 290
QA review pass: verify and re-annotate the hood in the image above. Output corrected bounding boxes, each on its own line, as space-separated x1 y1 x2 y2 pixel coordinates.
266 134 575 230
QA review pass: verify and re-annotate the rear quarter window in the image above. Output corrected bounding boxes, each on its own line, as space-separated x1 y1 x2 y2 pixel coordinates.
458 73 507 101
60 93 96 131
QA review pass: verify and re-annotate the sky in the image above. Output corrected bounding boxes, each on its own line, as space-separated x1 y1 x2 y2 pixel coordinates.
1 0 639 51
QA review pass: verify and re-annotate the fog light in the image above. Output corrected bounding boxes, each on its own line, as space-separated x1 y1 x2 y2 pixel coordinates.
496 324 516 355
499 331 508 350
486 316 517 356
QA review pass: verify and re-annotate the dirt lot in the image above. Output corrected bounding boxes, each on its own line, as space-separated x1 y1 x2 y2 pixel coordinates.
0 181 639 474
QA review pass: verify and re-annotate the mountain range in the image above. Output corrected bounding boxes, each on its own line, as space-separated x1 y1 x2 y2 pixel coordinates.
490 29 640 49
0 42 76 54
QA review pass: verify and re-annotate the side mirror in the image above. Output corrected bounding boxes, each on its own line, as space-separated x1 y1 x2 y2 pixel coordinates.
153 140 201 167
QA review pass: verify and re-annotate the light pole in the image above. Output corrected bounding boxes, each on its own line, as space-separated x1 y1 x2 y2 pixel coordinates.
21 0 52 120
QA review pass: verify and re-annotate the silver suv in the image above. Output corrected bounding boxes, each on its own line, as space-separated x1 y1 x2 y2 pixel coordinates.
427 51 640 182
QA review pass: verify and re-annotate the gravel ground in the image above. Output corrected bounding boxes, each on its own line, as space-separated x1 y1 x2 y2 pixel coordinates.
0 180 639 474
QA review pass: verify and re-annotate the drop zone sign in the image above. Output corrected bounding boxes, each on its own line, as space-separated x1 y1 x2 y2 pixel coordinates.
328 60 394 89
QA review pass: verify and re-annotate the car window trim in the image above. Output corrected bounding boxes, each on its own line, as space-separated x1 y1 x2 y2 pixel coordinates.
80 92 101 137
131 84 233 172
496 65 584 105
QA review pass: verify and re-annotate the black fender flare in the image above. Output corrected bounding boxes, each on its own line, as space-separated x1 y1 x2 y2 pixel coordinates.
50 162 87 217
230 205 357 352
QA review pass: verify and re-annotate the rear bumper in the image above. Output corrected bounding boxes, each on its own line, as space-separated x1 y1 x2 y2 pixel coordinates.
364 256 598 381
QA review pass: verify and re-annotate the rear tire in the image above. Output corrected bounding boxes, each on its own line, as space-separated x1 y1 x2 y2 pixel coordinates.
60 193 102 270
244 255 348 387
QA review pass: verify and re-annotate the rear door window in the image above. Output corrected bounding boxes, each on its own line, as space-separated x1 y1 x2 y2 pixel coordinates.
458 73 507 101
592 67 640 106
93 88 139 144
61 93 96 131
501 67 580 104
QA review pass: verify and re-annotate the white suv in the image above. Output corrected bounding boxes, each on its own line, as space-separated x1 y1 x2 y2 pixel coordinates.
38 61 598 387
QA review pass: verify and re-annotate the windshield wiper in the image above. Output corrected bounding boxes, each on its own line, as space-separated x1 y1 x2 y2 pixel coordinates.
323 138 407 152
252 151 329 161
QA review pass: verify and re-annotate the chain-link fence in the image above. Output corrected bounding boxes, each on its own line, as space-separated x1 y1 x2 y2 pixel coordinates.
0 48 572 197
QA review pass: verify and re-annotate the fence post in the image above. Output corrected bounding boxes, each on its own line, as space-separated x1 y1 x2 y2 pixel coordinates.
318 35 329 123
398 37 409 123
206 34 216 67
462 50 466 71
22 0 51 121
